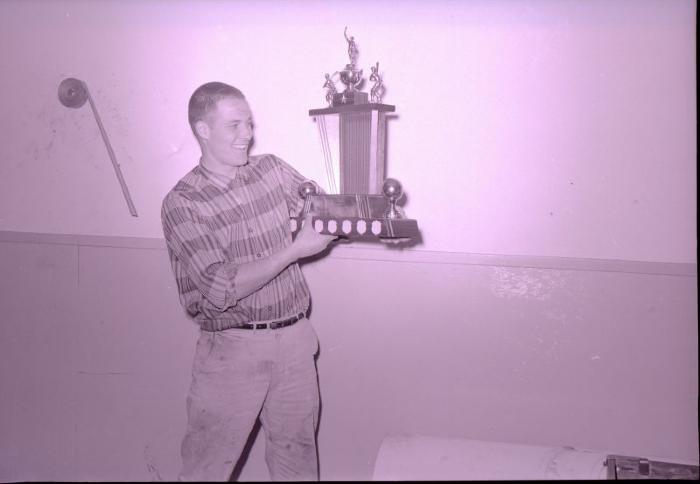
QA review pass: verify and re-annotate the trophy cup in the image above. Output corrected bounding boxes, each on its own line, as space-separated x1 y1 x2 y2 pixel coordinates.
290 28 419 242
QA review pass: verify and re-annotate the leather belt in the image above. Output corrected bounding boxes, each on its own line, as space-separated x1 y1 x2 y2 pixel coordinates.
238 312 305 330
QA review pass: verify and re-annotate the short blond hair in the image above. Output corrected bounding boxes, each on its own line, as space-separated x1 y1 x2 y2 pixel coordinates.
188 82 246 138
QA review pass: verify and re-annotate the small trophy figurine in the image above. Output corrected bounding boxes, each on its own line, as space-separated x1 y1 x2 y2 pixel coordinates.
333 27 364 105
323 73 337 107
370 62 385 104
344 27 359 66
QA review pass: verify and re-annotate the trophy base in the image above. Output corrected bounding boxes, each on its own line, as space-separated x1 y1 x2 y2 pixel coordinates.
333 91 368 106
290 215 419 240
290 193 420 241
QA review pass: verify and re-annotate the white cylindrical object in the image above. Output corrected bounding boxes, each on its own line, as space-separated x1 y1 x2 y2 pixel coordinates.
372 435 608 480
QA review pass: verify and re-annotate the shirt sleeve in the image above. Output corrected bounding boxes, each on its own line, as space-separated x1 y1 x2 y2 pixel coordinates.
272 155 326 216
161 193 239 310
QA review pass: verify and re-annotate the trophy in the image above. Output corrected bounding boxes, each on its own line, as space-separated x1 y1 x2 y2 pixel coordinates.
291 28 419 242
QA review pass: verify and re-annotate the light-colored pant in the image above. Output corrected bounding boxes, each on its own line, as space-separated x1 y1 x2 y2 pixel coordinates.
179 318 320 481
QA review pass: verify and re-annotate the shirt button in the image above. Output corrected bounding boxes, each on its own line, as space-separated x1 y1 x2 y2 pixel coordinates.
256 253 262 258
248 228 254 234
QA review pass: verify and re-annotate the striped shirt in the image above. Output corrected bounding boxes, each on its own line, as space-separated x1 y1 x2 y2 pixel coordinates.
161 153 310 331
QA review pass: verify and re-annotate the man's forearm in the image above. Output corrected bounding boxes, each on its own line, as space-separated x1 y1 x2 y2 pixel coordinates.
232 245 299 301
232 216 336 303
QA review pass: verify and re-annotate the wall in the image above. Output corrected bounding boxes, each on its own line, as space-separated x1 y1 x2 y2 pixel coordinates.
0 232 697 480
0 0 696 262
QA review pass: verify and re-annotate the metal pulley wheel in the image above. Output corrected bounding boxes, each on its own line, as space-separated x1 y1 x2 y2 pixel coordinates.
58 77 88 109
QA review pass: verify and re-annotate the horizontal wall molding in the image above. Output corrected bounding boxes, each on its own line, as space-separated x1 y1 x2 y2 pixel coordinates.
0 230 696 277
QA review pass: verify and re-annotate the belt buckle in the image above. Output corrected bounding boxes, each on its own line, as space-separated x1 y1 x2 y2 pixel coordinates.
273 314 296 330
271 317 287 330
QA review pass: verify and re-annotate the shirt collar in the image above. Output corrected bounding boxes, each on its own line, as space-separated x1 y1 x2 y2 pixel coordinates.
198 156 258 188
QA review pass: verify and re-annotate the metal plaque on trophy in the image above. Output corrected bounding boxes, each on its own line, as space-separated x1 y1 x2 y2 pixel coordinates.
290 28 420 242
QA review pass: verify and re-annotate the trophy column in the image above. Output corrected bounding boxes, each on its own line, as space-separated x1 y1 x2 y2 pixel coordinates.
310 103 394 195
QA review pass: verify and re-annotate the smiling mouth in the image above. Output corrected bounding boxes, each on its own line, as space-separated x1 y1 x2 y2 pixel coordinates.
233 140 251 150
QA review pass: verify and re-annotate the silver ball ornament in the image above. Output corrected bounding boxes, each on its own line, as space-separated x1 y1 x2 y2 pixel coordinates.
382 178 403 202
298 181 318 199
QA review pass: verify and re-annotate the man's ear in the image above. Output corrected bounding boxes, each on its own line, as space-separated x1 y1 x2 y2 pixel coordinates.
194 120 210 140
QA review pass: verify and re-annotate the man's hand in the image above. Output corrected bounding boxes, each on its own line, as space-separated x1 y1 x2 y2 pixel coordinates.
292 214 338 259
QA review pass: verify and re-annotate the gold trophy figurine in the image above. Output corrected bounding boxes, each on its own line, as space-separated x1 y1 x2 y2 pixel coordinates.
370 62 385 104
323 73 337 107
333 27 365 106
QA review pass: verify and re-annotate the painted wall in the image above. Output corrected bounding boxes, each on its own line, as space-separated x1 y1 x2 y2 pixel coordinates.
0 233 696 481
0 0 696 262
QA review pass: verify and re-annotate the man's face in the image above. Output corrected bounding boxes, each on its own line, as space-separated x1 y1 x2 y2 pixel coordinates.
198 97 254 168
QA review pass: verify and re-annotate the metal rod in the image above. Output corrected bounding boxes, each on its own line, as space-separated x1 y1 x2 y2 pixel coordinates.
84 82 138 217
317 116 337 194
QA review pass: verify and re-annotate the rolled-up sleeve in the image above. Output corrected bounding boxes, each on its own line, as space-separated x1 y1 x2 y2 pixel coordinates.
161 193 239 310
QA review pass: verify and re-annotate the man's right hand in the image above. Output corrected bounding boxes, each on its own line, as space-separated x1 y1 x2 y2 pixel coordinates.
291 213 338 259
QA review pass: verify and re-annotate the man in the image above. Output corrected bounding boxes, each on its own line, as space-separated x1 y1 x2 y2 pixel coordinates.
161 81 336 481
